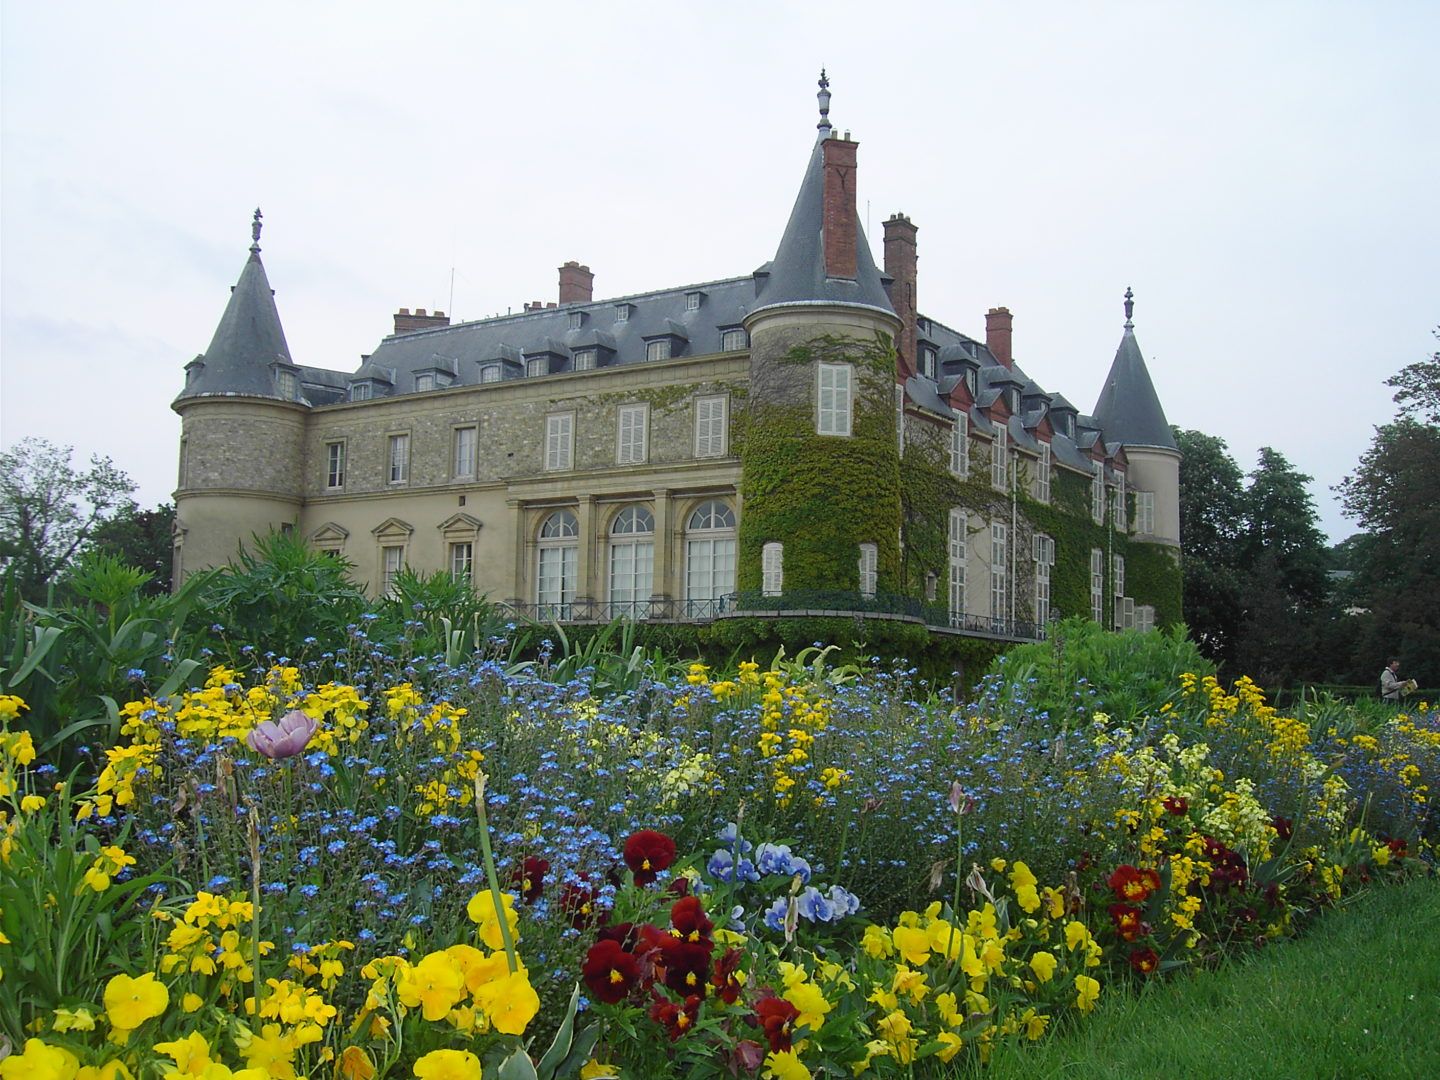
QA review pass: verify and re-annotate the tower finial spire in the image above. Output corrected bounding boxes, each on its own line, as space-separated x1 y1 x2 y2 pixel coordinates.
250 208 263 254
1123 285 1134 330
816 69 832 138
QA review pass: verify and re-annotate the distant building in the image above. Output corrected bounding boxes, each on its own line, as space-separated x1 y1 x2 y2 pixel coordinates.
174 75 1180 639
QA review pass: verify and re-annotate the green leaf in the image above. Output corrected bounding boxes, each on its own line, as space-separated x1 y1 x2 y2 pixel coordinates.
156 658 202 699
496 1047 540 1080
555 1024 602 1077
534 984 580 1078
7 625 62 687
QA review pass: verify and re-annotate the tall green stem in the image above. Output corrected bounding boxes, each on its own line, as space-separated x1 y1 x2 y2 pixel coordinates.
474 773 518 973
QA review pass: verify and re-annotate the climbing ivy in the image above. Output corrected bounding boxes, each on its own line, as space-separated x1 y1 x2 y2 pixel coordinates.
738 332 902 595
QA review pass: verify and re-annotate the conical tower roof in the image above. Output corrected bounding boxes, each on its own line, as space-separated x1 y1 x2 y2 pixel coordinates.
752 77 893 317
176 210 297 404
1091 288 1176 450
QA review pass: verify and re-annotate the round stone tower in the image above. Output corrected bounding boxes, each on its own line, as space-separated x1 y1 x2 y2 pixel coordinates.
171 211 308 583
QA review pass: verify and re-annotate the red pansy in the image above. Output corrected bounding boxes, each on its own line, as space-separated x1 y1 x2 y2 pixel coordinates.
1128 947 1160 975
623 830 677 886
508 856 549 904
581 939 640 1005
1108 902 1146 942
754 995 800 1053
1162 795 1189 815
649 993 701 1041
670 895 714 943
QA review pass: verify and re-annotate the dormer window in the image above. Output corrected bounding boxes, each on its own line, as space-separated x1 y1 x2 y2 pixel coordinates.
721 328 748 351
646 338 672 363
415 373 435 393
965 368 977 397
614 304 631 323
919 345 937 379
276 369 297 399
480 364 501 384
686 291 703 312
350 382 373 402
573 349 597 372
568 311 584 331
526 356 548 378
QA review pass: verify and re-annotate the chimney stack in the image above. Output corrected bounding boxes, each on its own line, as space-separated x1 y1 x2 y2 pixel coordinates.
883 213 918 380
821 134 859 280
393 307 450 336
558 261 594 305
986 307 1014 369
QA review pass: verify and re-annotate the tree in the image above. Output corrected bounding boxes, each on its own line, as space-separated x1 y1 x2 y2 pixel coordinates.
0 438 136 601
1174 428 1247 665
1337 334 1440 685
81 503 176 596
1239 447 1330 609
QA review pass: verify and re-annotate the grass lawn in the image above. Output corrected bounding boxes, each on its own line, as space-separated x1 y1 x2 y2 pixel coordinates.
958 874 1440 1080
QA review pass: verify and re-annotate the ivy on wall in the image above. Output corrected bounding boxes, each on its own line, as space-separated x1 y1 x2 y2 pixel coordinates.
737 333 902 596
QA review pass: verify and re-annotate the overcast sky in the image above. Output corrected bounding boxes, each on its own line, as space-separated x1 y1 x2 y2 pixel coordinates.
2 1 1436 541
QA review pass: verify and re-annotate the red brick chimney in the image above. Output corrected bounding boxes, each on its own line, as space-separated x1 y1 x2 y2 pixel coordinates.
986 307 1014 369
883 213 918 380
558 261 594 305
821 134 858 280
393 307 450 335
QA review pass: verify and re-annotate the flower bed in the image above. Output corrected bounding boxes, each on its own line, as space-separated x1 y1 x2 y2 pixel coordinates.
0 643 1435 1078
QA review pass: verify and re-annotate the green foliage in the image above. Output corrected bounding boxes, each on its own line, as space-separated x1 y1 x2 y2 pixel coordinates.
201 530 367 657
0 437 137 601
988 616 1213 728
373 567 512 662
738 333 903 596
81 502 176 597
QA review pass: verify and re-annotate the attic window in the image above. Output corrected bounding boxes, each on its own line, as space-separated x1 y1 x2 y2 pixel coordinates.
480 364 501 384
646 339 672 363
568 311 584 331
721 328 748 351
276 369 297 399
573 349 597 372
615 304 630 323
686 292 703 312
526 356 548 378
350 382 373 402
919 346 937 379
965 369 977 397
415 373 435 393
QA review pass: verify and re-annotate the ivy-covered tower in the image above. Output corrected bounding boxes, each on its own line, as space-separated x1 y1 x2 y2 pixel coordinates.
738 74 904 601
171 211 308 581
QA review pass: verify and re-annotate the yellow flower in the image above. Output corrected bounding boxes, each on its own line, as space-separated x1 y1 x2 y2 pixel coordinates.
579 1063 620 1080
1064 921 1091 952
76 1062 136 1080
890 924 931 966
935 1031 964 1063
784 980 833 1032
398 951 467 1022
0 1038 79 1080
476 968 540 1035
1074 974 1101 1013
1029 950 1057 982
1009 861 1041 913
182 993 204 1013
103 971 169 1031
990 857 1007 872
762 1050 811 1080
52 1006 97 1032
21 794 46 813
935 991 961 1027
154 1031 216 1074
337 1047 377 1080
413 1048 482 1080
465 889 520 951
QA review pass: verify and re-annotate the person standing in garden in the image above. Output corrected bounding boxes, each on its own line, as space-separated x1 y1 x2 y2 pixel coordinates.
1380 658 1411 701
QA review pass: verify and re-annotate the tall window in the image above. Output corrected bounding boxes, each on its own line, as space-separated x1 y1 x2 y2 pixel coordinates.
382 545 404 598
992 425 1009 491
762 542 784 597
573 349 596 372
695 395 728 457
857 543 878 599
817 363 852 436
920 346 937 379
326 441 345 489
526 356 547 378
453 426 477 480
608 506 654 616
537 510 579 618
1090 548 1105 623
1136 491 1156 535
1091 461 1106 525
646 339 672 362
1112 474 1127 530
1136 605 1156 634
948 508 967 627
545 413 574 471
684 500 736 616
617 404 649 465
1113 554 1126 599
277 369 297 399
1035 442 1051 503
449 542 473 582
1034 534 1055 626
388 434 410 484
949 415 969 478
990 522 1008 625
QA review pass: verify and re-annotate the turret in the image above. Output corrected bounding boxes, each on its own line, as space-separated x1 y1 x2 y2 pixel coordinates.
171 210 308 583
1091 288 1180 545
738 74 904 603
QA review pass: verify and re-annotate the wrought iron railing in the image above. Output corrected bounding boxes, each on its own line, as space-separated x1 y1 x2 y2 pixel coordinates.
502 591 1046 641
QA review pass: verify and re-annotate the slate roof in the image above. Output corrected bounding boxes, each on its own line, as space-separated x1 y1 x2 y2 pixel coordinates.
175 247 296 405
1091 326 1177 450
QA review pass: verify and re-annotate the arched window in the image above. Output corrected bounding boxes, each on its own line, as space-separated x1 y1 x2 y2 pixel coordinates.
684 500 736 616
608 505 654 617
536 510 578 618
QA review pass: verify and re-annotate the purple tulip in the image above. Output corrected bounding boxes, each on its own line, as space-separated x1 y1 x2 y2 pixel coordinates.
247 709 318 759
